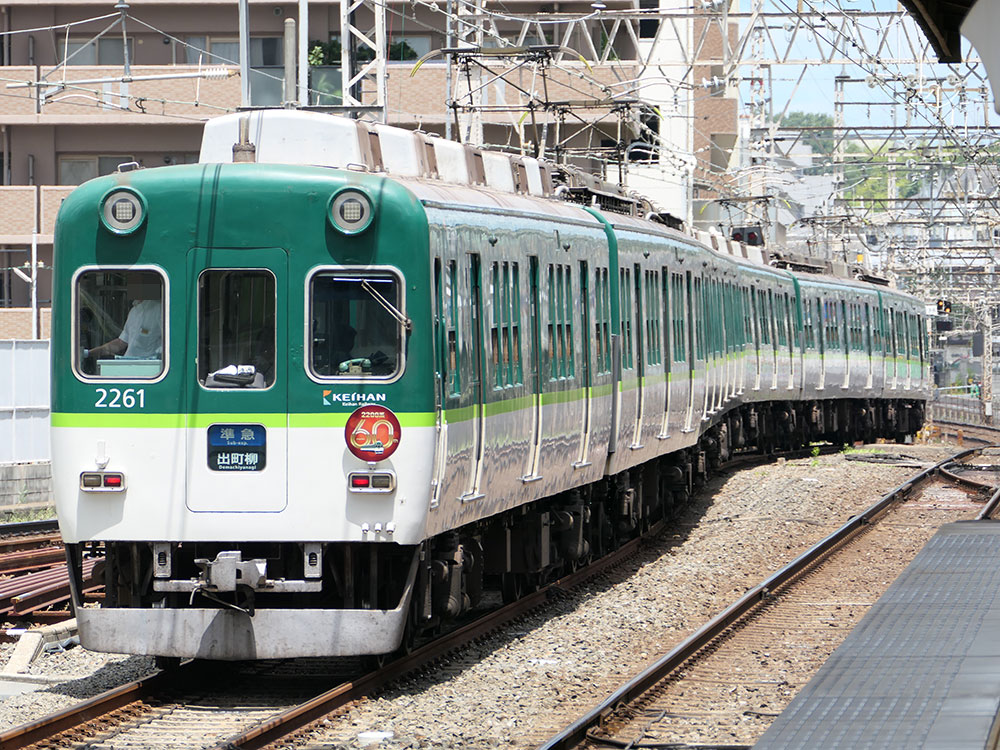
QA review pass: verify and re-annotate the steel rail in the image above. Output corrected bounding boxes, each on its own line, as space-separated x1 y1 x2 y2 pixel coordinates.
213 445 838 750
939 464 998 492
0 519 59 538
0 444 907 750
977 485 1000 521
212 525 658 750
536 446 983 750
0 665 192 749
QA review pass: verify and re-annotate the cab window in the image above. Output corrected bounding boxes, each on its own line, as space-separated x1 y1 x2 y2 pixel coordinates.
310 272 403 378
76 269 165 379
198 269 275 388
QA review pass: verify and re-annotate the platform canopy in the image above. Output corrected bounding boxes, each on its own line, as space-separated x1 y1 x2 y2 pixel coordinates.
901 0 1000 114
899 1 975 64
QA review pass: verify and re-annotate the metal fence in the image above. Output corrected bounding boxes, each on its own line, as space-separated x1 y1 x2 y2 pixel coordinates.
0 339 50 463
932 386 990 427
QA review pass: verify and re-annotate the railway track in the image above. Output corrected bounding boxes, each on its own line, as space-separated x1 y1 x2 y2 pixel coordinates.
537 445 995 750
0 444 849 750
0 518 91 623
932 419 1000 446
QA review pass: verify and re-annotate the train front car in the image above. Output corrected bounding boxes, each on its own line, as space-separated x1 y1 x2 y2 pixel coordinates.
51 144 434 659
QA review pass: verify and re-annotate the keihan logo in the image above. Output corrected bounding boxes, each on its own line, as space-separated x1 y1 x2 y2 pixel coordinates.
323 391 387 407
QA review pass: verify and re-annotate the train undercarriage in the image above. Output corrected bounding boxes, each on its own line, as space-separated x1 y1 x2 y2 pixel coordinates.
65 397 924 659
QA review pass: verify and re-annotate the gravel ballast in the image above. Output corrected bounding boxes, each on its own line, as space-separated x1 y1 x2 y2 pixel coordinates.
0 442 964 748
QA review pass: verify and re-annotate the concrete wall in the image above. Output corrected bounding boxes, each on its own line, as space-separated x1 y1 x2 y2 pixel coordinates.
0 461 52 509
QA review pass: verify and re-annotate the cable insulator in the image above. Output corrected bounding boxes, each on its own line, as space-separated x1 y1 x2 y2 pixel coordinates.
201 67 232 81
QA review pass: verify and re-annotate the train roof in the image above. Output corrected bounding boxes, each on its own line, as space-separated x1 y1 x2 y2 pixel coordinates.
199 110 915 303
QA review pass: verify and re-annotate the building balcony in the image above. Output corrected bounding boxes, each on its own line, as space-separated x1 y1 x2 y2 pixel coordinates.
0 61 639 125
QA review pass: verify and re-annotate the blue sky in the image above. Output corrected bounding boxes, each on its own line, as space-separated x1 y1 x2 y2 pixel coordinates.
735 0 997 128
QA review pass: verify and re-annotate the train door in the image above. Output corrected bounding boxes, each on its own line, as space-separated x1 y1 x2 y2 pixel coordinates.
697 277 711 421
864 302 873 389
841 300 850 389
184 248 287 513
632 264 645 448
464 253 486 499
750 288 761 390
904 312 913 390
575 260 593 468
768 290 778 390
886 307 899 390
785 293 795 390
430 258 448 508
661 270 672 437
524 256 543 480
684 270 696 431
817 298 825 389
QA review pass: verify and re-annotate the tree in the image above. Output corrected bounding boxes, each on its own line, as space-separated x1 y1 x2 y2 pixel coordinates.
779 111 835 156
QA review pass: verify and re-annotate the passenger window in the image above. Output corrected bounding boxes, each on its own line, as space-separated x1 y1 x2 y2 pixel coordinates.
76 269 165 379
198 270 275 388
310 272 403 378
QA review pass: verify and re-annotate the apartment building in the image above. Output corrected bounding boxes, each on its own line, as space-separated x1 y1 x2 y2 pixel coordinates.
0 0 738 336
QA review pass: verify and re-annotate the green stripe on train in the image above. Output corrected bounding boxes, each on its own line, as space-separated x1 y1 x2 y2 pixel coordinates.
52 412 437 429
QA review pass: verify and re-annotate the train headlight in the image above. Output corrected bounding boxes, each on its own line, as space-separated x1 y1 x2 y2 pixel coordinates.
329 189 373 235
100 189 146 235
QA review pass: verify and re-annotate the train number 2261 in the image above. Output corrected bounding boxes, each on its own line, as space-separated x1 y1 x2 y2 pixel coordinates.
95 388 146 408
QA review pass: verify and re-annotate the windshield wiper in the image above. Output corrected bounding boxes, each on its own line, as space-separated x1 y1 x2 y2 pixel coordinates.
361 279 412 333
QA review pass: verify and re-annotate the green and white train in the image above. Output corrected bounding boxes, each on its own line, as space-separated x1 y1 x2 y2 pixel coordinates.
51 110 930 660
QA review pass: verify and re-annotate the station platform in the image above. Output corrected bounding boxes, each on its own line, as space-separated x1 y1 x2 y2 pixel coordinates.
754 521 1000 750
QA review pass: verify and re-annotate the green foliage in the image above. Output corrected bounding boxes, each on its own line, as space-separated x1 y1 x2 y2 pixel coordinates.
780 111 835 155
308 39 418 65
308 39 341 66
841 141 927 202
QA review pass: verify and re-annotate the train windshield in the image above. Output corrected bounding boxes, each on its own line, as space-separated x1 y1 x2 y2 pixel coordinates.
76 269 165 379
310 272 403 378
198 269 276 388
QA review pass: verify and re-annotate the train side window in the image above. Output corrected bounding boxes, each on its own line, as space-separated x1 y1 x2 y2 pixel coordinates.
199 269 275 388
671 273 685 362
646 270 661 366
76 268 165 379
491 261 520 389
740 287 754 345
802 296 813 349
491 262 502 388
621 267 634 369
595 267 612 374
308 271 403 379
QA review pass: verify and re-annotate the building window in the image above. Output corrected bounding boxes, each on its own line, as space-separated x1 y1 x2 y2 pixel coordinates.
58 155 134 186
639 0 660 38
184 36 283 66
388 36 431 61
59 37 134 65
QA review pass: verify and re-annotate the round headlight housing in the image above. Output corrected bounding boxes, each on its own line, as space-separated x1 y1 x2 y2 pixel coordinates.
100 189 146 235
329 189 374 235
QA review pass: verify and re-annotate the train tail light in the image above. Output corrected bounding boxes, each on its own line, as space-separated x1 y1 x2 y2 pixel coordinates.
80 471 127 492
348 471 396 493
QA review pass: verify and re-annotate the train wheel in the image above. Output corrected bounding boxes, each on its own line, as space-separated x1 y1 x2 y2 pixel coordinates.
155 656 182 671
501 572 524 603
